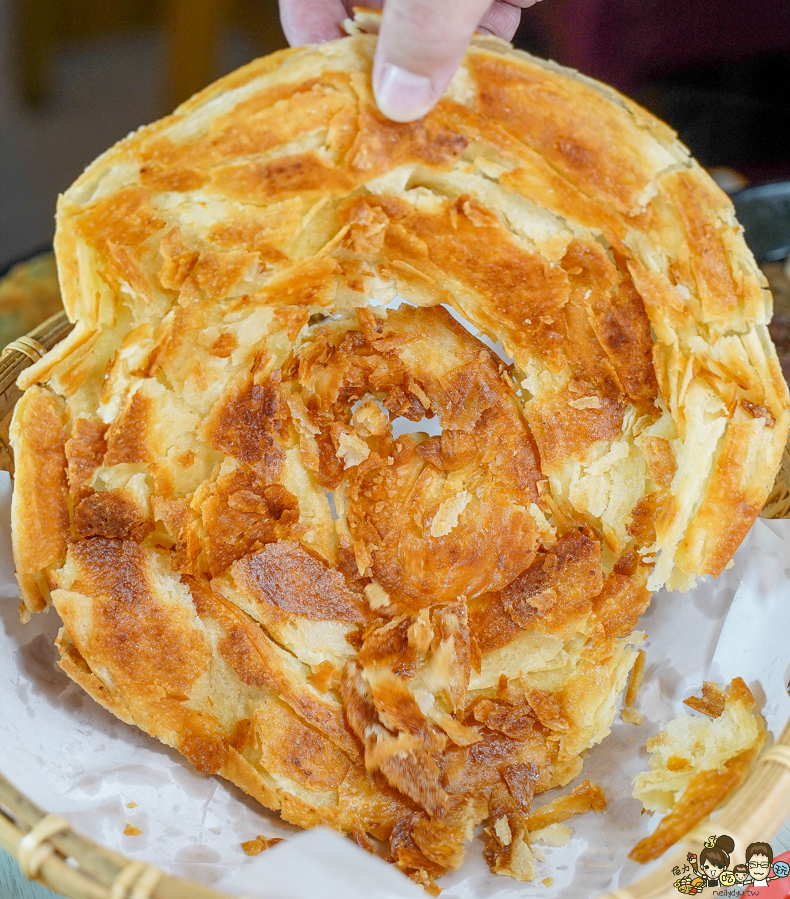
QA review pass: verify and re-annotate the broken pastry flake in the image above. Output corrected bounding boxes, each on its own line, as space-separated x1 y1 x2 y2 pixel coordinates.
526 780 606 833
630 678 765 862
241 835 284 856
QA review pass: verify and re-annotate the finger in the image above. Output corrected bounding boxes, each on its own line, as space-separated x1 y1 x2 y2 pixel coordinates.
373 0 493 123
278 0 349 45
478 0 546 39
477 2 520 40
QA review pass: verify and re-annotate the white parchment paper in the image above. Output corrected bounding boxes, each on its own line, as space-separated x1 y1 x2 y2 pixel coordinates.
1 469 789 898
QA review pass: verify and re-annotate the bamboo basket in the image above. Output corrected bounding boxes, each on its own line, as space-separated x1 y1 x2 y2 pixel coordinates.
0 311 789 899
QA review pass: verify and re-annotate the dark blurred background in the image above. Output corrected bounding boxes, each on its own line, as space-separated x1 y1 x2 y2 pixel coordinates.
518 0 790 186
0 0 285 271
0 0 789 272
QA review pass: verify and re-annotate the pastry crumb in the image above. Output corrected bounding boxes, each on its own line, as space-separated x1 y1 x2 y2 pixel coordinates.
241 835 283 856
543 877 554 887
125 801 138 808
623 649 646 725
123 824 143 836
683 680 728 717
530 823 572 846
622 706 643 725
625 649 646 707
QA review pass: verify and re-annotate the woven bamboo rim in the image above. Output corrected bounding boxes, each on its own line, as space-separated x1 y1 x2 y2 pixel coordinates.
0 310 788 899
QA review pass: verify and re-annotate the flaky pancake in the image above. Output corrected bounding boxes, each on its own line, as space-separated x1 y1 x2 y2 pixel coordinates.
11 11 790 887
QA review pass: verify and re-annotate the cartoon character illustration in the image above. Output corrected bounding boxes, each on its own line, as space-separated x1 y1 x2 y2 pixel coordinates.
733 863 750 884
746 842 778 889
773 860 790 879
672 837 790 894
673 853 706 894
689 835 736 888
673 874 705 895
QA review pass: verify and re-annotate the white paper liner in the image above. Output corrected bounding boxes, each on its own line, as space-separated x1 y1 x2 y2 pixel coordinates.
2 474 790 898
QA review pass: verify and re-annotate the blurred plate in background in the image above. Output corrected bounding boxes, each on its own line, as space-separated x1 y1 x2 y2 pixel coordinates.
732 181 790 263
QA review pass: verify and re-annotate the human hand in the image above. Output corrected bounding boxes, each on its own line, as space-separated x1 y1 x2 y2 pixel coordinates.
278 0 543 122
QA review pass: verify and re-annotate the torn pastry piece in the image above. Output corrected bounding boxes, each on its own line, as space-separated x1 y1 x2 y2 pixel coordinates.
629 678 765 862
485 777 536 881
682 679 726 718
525 779 607 833
485 775 604 881
622 648 646 725
388 794 488 895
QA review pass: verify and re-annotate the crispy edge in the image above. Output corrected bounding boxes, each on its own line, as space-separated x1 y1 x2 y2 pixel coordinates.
628 744 763 863
525 780 606 832
54 623 135 726
10 386 70 613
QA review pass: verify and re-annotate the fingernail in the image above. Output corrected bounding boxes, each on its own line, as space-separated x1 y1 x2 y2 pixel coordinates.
374 64 434 123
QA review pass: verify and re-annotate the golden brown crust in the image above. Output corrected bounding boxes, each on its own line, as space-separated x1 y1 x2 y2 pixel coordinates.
188 576 360 760
232 541 371 624
56 539 211 702
484 768 539 880
73 489 153 542
11 387 70 612
10 12 789 885
65 418 107 502
54 626 136 725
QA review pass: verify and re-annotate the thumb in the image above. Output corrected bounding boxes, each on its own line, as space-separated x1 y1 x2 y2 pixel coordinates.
373 0 494 122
